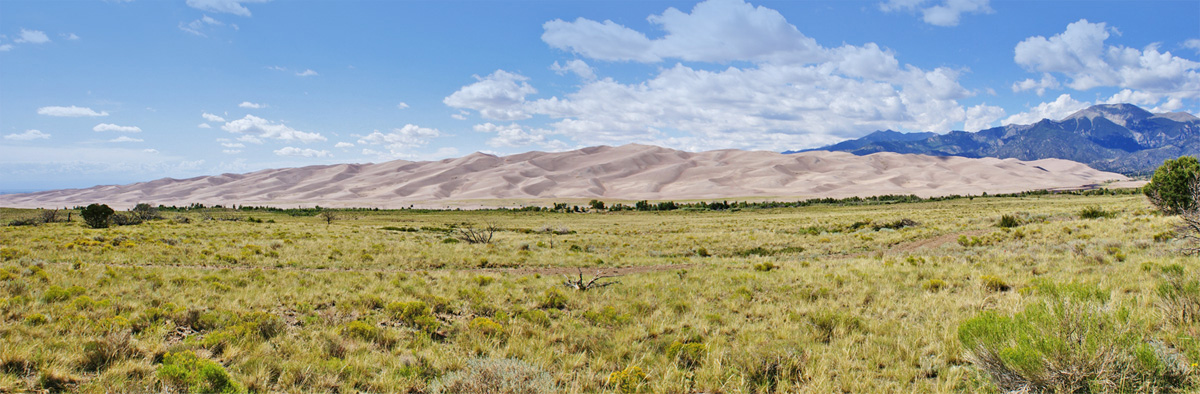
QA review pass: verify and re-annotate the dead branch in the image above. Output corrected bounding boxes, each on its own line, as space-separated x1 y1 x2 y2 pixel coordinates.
456 224 497 244
562 268 621 291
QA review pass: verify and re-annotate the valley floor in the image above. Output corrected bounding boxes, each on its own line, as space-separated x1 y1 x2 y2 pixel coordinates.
0 194 1196 393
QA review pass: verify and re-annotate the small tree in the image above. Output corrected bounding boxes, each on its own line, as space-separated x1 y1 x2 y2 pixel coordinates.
589 199 606 211
1145 156 1200 215
1180 178 1200 256
81 204 114 229
457 224 497 244
131 203 160 221
318 210 337 225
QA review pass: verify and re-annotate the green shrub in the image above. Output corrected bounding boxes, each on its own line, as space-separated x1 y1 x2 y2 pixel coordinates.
1080 205 1114 219
0 248 22 261
518 309 551 327
24 313 48 326
753 262 778 272
430 358 555 394
468 317 505 337
1145 156 1200 215
958 281 1189 393
386 300 441 335
998 214 1021 228
981 275 1010 292
539 288 568 310
667 341 707 370
607 366 647 394
922 279 947 292
341 320 396 348
157 350 243 394
81 203 115 229
41 285 84 303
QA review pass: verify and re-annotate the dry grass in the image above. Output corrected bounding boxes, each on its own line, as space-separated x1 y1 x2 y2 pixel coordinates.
0 194 1196 393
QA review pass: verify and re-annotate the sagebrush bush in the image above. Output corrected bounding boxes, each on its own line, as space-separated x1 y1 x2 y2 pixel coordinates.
998 214 1021 228
607 366 647 394
959 280 1190 393
430 358 555 394
1080 205 1114 219
157 350 243 394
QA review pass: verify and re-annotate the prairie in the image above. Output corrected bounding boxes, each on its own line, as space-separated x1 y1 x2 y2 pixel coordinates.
0 192 1196 393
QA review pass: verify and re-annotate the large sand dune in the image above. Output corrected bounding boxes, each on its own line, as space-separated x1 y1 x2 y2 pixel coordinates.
0 144 1129 209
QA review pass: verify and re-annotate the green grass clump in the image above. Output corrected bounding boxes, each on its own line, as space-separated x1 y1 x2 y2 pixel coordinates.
959 281 1188 393
607 366 647 394
1080 205 1115 219
922 279 947 292
981 275 1011 292
753 261 779 272
157 350 243 394
998 214 1021 228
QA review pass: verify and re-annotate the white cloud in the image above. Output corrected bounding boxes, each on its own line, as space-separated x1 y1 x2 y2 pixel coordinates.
963 104 1006 131
108 136 144 143
550 59 596 80
266 65 288 72
93 123 142 133
4 130 50 141
1011 73 1060 96
202 112 226 122
274 147 331 158
220 142 245 148
1186 39 1200 52
880 0 993 27
37 105 108 117
14 29 50 44
357 124 442 153
238 101 266 109
221 114 326 143
198 123 212 129
0 44 12 52
185 0 268 17
334 142 355 148
295 69 318 77
179 15 224 36
237 135 264 144
451 111 469 120
62 33 80 40
444 70 537 120
473 122 567 150
1014 19 1200 99
1002 94 1090 125
143 149 159 154
396 102 409 110
542 0 823 63
223 149 242 154
202 15 222 25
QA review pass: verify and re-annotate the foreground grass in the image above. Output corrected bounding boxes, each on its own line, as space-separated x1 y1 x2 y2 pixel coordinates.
0 194 1196 393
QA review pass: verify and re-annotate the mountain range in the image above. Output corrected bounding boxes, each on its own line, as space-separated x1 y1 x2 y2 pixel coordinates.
791 103 1200 174
0 144 1126 209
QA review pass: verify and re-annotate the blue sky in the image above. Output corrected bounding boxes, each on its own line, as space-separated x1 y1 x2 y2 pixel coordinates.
2 0 1198 191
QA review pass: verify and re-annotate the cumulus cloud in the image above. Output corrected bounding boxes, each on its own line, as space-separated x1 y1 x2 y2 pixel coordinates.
223 149 242 154
185 0 268 17
1014 19 1200 101
93 123 142 133
396 102 409 110
202 112 226 122
1002 94 1090 125
14 29 50 44
1012 74 1060 96
295 69 318 77
238 101 266 109
4 130 50 141
220 142 245 148
550 59 597 80
334 142 355 148
443 70 537 121
198 123 212 129
473 123 567 150
274 147 331 158
221 115 325 142
0 44 12 52
38 106 108 117
1186 39 1200 52
109 136 143 143
879 0 993 27
475 0 985 150
542 0 823 63
964 104 1006 131
357 124 442 152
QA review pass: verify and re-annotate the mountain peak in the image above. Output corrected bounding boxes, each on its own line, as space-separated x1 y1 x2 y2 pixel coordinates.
1063 103 1154 127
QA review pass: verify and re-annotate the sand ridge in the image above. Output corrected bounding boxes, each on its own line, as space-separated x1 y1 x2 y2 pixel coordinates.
0 144 1129 209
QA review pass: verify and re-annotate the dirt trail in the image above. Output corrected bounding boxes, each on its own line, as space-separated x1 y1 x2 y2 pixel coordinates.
888 229 990 254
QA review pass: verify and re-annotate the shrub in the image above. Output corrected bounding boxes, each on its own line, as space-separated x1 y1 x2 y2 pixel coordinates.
539 288 568 310
341 320 396 348
81 203 115 229
998 214 1021 228
157 350 243 394
981 275 1010 292
958 281 1189 393
131 203 161 221
607 366 647 394
922 279 947 292
1079 205 1113 219
386 300 441 335
24 313 48 326
753 262 779 272
108 213 143 226
430 358 555 394
468 317 505 337
1145 156 1200 215
0 248 23 261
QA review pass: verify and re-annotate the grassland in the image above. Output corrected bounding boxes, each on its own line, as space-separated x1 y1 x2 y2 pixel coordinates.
0 193 1196 393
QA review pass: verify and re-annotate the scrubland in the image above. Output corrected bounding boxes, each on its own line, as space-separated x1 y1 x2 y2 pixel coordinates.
0 193 1196 393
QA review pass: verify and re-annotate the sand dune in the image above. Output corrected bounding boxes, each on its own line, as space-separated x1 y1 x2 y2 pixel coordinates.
0 144 1129 209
